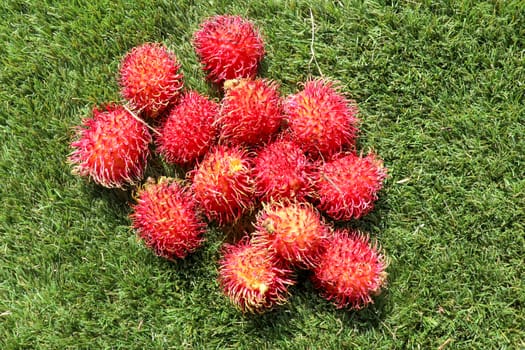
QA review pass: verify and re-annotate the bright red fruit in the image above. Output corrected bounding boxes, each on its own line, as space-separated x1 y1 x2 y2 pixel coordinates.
69 104 151 188
191 146 255 225
119 43 184 117
315 152 387 220
252 201 330 268
156 91 219 165
311 229 387 310
253 139 315 202
218 78 283 146
218 238 295 313
193 15 265 84
284 78 359 158
130 178 206 260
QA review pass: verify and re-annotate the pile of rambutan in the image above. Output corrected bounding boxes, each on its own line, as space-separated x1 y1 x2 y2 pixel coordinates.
68 14 389 314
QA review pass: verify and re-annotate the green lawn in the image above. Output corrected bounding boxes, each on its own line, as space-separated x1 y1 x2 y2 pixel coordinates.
1 0 524 348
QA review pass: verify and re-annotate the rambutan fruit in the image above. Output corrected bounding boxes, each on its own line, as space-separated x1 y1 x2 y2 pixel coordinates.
311 229 387 310
218 238 295 313
218 78 283 146
284 78 359 158
68 104 151 188
119 43 184 117
253 139 315 202
315 152 387 221
190 145 255 225
252 201 330 269
130 178 206 260
193 15 265 84
156 91 219 165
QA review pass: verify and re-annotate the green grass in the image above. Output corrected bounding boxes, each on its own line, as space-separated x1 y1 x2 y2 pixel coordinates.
1 0 524 348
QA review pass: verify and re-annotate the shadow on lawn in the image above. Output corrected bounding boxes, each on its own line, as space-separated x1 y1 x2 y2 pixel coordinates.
242 278 391 340
81 182 133 216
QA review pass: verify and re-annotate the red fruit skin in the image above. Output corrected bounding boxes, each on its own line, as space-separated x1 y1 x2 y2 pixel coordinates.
193 15 265 84
156 91 219 165
130 178 206 260
253 139 315 202
119 43 184 117
218 79 283 146
68 104 151 188
252 201 330 269
218 238 295 313
311 229 387 310
284 78 359 158
190 146 255 225
315 152 387 221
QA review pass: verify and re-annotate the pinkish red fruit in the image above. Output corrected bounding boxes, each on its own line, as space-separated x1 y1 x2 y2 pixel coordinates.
218 78 283 146
193 15 265 84
68 104 151 188
191 145 255 225
311 229 387 309
130 178 206 260
252 201 330 268
316 152 387 220
218 238 295 313
119 43 184 117
253 139 315 202
284 78 359 158
156 91 219 165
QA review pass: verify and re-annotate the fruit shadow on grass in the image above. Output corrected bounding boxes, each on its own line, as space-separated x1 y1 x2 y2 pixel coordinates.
81 182 134 216
240 271 391 342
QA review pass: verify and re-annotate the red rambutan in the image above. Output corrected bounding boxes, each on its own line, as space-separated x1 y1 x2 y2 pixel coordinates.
193 15 265 84
311 229 387 310
253 139 315 202
218 238 295 313
68 104 151 188
130 178 206 260
156 91 219 165
252 201 330 269
119 43 184 117
284 78 359 158
218 78 283 146
190 145 255 225
315 152 387 221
